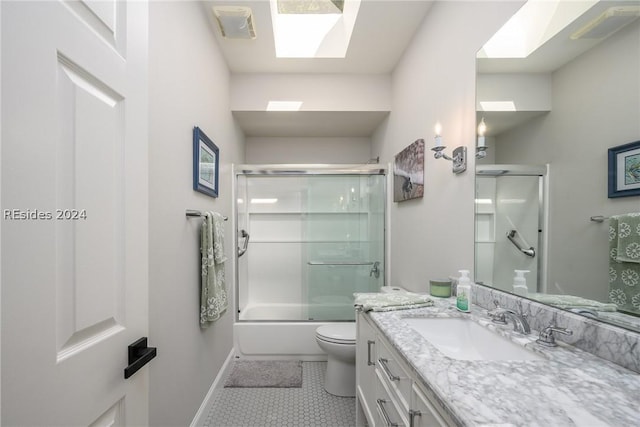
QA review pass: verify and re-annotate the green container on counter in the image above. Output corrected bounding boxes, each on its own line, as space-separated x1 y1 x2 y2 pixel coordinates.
429 279 452 298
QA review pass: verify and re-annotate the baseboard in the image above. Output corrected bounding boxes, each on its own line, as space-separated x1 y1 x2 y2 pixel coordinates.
189 349 235 427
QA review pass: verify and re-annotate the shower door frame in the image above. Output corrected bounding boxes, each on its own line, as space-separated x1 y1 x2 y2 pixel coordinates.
475 164 549 294
232 164 388 323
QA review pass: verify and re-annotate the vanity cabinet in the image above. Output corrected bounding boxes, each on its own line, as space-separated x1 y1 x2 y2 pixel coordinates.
374 368 407 426
356 310 378 426
356 310 454 427
410 383 452 427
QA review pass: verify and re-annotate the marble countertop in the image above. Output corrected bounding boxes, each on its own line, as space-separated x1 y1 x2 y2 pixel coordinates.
367 297 640 426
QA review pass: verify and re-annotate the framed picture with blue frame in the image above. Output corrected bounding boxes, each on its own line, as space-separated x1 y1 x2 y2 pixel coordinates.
608 140 640 198
193 126 219 198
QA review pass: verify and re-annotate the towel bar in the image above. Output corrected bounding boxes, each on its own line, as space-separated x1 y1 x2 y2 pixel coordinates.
590 215 608 223
186 209 228 220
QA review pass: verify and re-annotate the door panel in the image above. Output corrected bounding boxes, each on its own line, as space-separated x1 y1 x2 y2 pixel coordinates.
56 53 126 360
1 1 148 425
61 0 126 55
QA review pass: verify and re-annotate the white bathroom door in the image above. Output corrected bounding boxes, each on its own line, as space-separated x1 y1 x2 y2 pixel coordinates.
1 1 149 425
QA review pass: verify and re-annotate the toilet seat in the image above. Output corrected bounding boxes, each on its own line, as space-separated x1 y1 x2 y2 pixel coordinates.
316 324 356 345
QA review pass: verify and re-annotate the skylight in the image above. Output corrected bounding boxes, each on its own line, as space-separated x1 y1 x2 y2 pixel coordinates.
479 101 516 112
270 0 361 58
478 0 597 58
266 101 303 111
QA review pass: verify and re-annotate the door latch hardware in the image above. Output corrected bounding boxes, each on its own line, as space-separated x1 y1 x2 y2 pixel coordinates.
124 337 157 379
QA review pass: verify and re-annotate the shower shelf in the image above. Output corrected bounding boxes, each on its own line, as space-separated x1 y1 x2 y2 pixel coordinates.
308 261 374 266
250 239 373 244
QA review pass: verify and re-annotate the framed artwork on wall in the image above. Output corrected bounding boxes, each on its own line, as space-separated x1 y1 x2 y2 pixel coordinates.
608 140 640 198
393 138 425 202
193 126 219 198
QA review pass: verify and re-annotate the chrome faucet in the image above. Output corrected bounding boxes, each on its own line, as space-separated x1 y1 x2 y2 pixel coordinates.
502 310 531 335
489 302 530 335
536 324 573 347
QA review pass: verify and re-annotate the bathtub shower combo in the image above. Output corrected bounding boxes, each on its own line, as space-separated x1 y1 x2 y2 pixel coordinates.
233 165 386 360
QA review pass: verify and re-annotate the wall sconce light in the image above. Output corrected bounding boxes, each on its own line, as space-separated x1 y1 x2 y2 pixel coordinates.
476 117 488 159
431 122 467 174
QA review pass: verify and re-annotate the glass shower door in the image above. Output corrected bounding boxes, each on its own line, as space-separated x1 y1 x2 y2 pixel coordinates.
305 175 385 321
475 167 545 294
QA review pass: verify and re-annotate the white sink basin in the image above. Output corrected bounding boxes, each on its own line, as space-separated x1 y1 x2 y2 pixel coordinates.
403 317 544 361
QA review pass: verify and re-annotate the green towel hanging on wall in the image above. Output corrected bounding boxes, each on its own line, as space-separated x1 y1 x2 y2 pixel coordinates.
200 211 228 327
608 214 640 315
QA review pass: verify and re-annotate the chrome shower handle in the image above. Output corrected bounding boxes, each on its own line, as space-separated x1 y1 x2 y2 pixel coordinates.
238 229 250 258
506 230 535 258
370 261 380 278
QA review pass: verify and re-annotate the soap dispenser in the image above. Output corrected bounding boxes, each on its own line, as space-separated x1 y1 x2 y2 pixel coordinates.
512 270 530 296
456 270 472 313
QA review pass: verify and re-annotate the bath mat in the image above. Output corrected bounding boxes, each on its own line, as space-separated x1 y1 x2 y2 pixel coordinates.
224 360 303 388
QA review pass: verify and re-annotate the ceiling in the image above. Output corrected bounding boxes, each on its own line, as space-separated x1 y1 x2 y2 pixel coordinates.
477 0 640 137
203 1 433 138
204 1 638 138
204 1 434 74
477 0 639 73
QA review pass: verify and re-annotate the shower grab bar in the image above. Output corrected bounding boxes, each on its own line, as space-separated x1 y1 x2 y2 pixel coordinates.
506 230 535 258
238 230 250 258
186 209 228 220
307 261 374 266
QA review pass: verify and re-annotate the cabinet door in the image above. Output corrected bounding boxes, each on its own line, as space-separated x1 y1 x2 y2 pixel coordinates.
410 383 453 427
356 311 378 426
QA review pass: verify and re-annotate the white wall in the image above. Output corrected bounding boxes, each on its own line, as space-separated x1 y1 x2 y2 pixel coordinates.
477 73 552 111
372 1 525 291
246 136 371 164
148 2 244 425
231 74 391 112
495 21 640 301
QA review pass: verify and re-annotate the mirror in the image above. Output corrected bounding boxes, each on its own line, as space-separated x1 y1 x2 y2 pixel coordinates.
475 0 640 332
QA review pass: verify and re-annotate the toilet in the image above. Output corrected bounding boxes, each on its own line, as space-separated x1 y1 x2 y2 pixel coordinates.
315 323 356 397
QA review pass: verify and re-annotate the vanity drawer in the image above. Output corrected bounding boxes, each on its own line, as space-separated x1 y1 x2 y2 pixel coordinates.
375 368 408 427
411 382 454 427
376 335 412 415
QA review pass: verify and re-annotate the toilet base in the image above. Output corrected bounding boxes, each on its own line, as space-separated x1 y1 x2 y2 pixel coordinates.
323 357 355 397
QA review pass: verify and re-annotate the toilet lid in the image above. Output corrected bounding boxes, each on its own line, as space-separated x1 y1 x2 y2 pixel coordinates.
316 323 356 344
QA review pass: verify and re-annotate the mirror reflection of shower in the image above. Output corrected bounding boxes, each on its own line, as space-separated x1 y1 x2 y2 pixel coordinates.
237 229 249 257
235 165 386 322
475 164 548 294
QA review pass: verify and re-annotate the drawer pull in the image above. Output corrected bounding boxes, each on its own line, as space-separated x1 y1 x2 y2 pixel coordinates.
409 409 422 427
376 398 398 427
367 340 375 366
378 357 400 381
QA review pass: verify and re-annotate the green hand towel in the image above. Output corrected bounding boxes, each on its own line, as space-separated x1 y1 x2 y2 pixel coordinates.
608 215 640 315
528 293 617 312
612 213 640 263
354 292 434 312
200 212 228 327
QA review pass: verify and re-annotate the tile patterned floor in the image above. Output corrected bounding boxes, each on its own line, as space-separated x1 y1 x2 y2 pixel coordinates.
202 361 356 427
